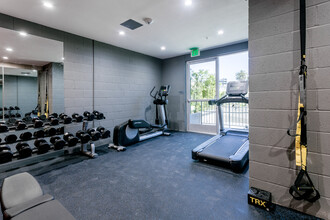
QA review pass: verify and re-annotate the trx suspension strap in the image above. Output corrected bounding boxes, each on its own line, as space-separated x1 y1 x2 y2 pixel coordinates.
44 70 49 117
287 0 320 203
37 72 41 116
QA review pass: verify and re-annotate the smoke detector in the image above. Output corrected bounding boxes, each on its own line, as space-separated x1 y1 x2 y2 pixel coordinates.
143 17 153 25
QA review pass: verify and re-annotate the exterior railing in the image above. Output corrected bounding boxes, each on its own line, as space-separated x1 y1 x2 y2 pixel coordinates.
189 100 249 129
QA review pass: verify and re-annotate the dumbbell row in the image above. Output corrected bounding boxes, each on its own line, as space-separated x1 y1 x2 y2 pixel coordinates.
0 128 111 164
0 126 110 145
0 111 106 134
0 134 86 163
0 106 20 111
4 113 22 119
0 127 65 145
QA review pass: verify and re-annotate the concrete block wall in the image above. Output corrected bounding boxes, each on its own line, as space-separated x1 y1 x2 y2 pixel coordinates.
0 13 162 133
94 41 162 132
249 0 330 219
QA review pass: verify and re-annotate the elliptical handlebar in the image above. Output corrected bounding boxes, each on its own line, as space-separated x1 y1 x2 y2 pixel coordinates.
150 86 158 99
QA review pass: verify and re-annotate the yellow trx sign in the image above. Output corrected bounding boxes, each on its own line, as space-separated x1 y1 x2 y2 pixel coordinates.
249 197 266 207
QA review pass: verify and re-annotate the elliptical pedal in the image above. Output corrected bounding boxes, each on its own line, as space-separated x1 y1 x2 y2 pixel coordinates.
108 144 126 152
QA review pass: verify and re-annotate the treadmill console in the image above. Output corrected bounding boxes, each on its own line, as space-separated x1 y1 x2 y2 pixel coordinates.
226 81 248 96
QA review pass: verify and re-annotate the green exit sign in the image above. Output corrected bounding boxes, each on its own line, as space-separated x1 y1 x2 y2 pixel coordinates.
190 47 200 57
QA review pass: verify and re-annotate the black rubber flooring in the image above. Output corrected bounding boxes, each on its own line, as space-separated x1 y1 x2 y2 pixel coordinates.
0 132 321 220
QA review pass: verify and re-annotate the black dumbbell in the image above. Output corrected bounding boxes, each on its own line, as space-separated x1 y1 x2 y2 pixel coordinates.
34 139 50 154
32 110 38 115
3 107 8 111
63 132 79 147
48 116 59 126
22 115 32 123
15 121 27 130
39 114 47 121
72 113 83 122
59 113 72 124
16 143 32 159
34 130 45 138
14 106 20 110
15 113 21 118
83 111 94 121
4 114 9 119
0 124 8 133
0 146 13 164
50 113 58 118
5 134 17 144
76 130 91 144
57 126 64 135
32 118 43 128
45 127 57 137
50 136 66 150
96 126 111 139
9 106 14 111
20 132 33 141
93 111 105 120
87 128 101 141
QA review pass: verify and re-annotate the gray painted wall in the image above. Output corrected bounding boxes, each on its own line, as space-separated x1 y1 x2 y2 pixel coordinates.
51 63 65 114
0 13 162 133
249 0 330 219
3 75 37 116
162 42 248 131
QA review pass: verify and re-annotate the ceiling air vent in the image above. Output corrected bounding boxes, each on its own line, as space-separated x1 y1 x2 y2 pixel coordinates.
120 19 143 30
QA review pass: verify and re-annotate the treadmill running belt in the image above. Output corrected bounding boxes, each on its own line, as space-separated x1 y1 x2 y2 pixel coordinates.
200 135 248 159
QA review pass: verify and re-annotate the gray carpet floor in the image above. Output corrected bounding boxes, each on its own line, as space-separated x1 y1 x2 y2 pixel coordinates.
3 132 319 220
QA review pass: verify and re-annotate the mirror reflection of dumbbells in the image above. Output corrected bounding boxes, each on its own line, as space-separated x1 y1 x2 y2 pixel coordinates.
2 106 21 119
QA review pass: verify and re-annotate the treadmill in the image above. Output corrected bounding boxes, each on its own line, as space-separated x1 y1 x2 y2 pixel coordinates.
192 81 249 172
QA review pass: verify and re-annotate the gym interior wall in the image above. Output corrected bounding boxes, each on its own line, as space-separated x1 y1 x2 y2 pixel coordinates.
249 1 330 219
0 13 163 134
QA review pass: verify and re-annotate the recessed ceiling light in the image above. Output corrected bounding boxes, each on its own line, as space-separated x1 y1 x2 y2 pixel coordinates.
19 31 27 37
62 57 65 61
218 30 224 35
32 69 37 72
119 31 125 36
2 57 8 60
185 0 192 6
161 46 166 51
43 2 54 8
5 48 13 52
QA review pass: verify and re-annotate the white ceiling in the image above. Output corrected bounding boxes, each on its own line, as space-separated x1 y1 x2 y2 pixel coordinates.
0 27 63 66
0 0 248 59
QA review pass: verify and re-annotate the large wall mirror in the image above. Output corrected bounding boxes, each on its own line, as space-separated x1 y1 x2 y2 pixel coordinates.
0 27 64 122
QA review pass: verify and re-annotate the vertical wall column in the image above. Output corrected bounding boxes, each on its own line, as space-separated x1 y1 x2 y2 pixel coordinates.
249 1 330 219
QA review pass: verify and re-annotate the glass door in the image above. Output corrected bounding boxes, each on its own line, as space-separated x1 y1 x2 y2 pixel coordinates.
186 58 218 134
218 51 249 130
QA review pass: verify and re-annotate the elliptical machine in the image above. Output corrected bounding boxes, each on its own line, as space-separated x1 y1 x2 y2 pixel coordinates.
111 85 171 147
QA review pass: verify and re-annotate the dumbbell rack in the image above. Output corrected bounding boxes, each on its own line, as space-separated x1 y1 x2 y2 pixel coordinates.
0 118 111 173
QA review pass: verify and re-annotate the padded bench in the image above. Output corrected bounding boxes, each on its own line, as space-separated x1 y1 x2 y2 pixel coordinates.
0 172 75 220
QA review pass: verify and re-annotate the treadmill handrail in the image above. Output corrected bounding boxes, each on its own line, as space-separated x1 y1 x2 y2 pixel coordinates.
216 95 248 105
